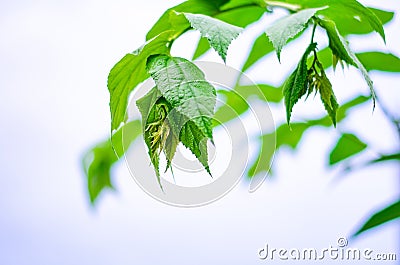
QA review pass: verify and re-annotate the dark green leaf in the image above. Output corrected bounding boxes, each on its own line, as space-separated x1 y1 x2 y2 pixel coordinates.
265 8 322 61
147 55 216 140
283 42 317 124
183 13 242 62
356 52 400 73
329 133 367 165
354 200 400 236
108 31 173 131
82 120 141 204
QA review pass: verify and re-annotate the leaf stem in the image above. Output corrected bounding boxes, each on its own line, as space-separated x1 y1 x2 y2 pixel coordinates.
310 20 317 43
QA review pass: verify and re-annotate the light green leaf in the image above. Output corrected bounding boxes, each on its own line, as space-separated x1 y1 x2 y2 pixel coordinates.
356 52 400 73
192 37 210 60
283 42 317 124
108 31 174 132
329 133 367 165
82 120 141 204
318 19 375 105
183 13 243 62
147 55 216 140
192 4 265 60
146 0 227 41
265 8 322 61
275 0 386 41
354 200 400 236
242 33 274 72
319 19 356 68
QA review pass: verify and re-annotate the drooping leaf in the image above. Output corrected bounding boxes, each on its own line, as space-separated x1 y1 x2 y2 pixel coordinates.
247 94 367 179
276 0 386 41
147 55 216 140
356 52 400 73
329 133 367 165
183 13 243 62
317 72 339 126
82 120 141 204
354 200 400 236
265 8 322 61
283 42 317 124
108 31 174 132
319 19 356 69
318 18 375 105
192 3 265 60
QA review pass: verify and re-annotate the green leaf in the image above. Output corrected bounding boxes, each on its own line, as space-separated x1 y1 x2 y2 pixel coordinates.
147 55 216 140
242 33 274 72
283 42 317 124
319 19 356 68
356 52 400 73
329 133 367 165
108 31 174 132
276 0 386 41
192 4 265 60
317 72 339 126
265 8 322 61
82 120 141 204
354 200 400 236
183 13 242 62
179 119 211 175
192 37 210 60
146 0 227 41
318 19 375 105
368 153 400 165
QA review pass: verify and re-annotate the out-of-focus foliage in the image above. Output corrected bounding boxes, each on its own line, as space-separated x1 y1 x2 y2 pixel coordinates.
83 0 400 238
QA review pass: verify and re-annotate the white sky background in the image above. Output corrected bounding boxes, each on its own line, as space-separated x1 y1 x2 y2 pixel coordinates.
0 0 399 264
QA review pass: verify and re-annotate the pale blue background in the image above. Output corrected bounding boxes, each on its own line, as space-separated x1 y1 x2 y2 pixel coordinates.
0 0 399 264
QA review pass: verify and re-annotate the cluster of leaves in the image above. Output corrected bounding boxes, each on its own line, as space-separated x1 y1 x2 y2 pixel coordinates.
82 0 400 237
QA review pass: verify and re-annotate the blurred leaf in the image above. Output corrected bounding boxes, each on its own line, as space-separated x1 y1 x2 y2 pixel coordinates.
182 13 242 62
214 84 281 125
329 133 367 165
242 33 274 72
368 153 400 164
220 0 266 10
265 8 322 61
354 200 400 236
283 42 317 124
248 133 275 177
356 52 400 73
192 37 211 60
82 120 141 204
